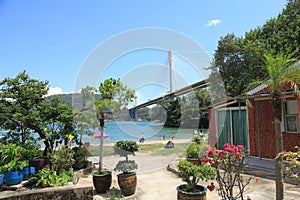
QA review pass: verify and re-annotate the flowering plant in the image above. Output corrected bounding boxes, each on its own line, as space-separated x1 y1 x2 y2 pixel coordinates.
177 160 216 192
0 144 28 171
280 146 300 186
201 143 252 200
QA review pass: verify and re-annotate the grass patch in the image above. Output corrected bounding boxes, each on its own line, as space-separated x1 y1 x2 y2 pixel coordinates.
138 142 191 157
87 141 203 157
87 145 114 157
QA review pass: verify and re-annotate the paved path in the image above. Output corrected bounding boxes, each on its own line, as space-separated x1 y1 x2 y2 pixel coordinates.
83 154 300 200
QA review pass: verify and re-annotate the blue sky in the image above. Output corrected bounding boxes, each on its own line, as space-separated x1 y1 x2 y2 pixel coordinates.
0 0 287 104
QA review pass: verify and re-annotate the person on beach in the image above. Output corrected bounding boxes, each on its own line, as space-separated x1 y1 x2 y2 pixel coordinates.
139 132 145 143
171 135 175 141
199 129 204 137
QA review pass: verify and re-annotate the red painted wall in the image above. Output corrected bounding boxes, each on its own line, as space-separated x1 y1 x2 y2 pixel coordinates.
208 109 217 147
248 99 300 158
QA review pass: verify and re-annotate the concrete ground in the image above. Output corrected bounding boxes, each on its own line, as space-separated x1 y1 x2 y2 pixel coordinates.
81 154 300 200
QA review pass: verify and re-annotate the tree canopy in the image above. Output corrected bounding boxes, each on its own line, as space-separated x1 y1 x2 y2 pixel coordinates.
211 0 300 98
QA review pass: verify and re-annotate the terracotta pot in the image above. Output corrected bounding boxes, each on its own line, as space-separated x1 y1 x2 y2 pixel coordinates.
117 172 137 196
177 184 207 200
92 171 112 194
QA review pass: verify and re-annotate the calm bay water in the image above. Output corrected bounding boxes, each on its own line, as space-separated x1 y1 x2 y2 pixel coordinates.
82 121 194 145
0 121 195 146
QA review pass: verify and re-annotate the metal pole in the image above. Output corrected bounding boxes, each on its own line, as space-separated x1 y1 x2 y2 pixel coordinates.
168 50 172 93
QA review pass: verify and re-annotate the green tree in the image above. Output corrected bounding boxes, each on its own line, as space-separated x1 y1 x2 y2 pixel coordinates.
0 71 49 146
95 78 136 173
195 89 211 128
212 0 300 98
0 71 77 155
73 86 98 144
248 53 300 200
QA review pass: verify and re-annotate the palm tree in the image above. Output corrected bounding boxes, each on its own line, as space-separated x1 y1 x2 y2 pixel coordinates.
249 53 300 200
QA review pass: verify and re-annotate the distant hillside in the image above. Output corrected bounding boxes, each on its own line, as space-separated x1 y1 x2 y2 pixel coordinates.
47 93 101 110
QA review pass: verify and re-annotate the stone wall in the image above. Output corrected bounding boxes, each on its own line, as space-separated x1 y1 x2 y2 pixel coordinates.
0 185 93 200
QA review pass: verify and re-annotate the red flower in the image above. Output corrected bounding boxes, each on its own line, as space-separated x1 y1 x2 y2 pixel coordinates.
16 153 21 157
217 150 226 157
207 182 215 191
237 145 244 150
208 148 215 156
255 177 259 182
200 157 208 163
207 158 214 165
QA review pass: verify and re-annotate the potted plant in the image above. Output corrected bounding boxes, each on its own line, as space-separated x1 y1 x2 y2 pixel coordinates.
176 160 215 200
114 140 139 196
1 144 27 185
92 112 113 194
185 142 202 165
201 143 252 200
92 78 136 194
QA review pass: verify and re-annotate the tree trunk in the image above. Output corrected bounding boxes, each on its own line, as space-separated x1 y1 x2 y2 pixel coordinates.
274 118 284 200
272 94 284 200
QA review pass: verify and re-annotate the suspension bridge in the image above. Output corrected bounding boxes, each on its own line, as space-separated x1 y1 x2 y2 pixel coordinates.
128 50 210 120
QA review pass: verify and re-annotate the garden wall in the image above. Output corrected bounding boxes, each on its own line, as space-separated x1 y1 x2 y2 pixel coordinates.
0 185 93 200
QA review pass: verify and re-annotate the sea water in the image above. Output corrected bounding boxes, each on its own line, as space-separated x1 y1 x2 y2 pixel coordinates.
82 121 195 145
0 121 195 146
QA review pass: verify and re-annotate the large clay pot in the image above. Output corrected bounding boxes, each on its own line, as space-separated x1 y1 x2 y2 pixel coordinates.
5 171 24 186
177 184 207 200
92 171 112 194
117 172 137 196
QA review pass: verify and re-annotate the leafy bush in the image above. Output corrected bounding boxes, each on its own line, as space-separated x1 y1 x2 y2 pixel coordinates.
281 146 300 185
51 145 74 174
0 144 28 171
72 146 87 169
114 140 139 157
114 140 139 174
114 160 137 174
185 143 202 158
28 167 74 187
177 160 215 192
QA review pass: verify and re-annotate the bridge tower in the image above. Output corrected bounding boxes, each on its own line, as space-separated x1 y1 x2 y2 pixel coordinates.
168 50 173 93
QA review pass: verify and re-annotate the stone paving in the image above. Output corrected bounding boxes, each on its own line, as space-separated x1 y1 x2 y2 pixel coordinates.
86 154 300 200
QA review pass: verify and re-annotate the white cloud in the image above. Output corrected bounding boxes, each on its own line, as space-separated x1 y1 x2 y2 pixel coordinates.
206 19 222 27
46 87 64 96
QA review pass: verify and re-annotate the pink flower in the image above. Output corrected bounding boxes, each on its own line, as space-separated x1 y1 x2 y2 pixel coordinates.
255 177 259 182
217 150 226 157
237 145 244 150
224 143 230 149
208 148 215 157
207 158 214 165
224 143 232 152
200 157 208 163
